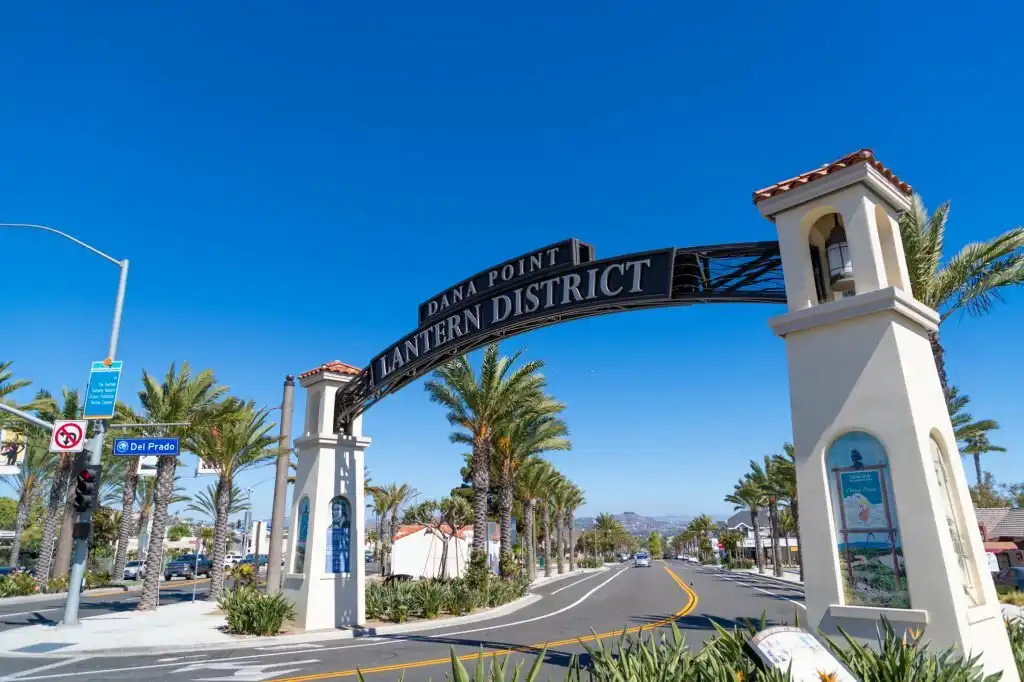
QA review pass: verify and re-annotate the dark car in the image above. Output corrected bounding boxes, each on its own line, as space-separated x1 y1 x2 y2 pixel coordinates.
997 567 1024 591
164 554 213 581
240 554 269 567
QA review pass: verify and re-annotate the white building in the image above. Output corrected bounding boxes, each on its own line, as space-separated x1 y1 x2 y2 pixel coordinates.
390 521 508 579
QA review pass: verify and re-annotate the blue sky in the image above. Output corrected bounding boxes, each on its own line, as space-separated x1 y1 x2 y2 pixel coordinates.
1 2 1022 522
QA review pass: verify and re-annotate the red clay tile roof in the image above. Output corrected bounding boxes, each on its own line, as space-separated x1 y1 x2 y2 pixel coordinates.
297 360 362 380
752 149 912 204
393 524 471 541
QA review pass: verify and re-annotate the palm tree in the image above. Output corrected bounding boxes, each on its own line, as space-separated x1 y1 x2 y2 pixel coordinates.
515 458 555 580
899 195 1024 397
963 431 1007 486
748 456 787 578
549 476 571 575
563 484 585 572
186 404 276 598
771 443 801 580
369 488 389 571
118 363 231 611
424 344 546 564
1 427 50 567
687 515 715 562
776 508 797 566
381 483 417 574
725 478 766 575
131 474 190 561
592 513 620 558
492 399 570 576
32 388 87 590
186 482 252 521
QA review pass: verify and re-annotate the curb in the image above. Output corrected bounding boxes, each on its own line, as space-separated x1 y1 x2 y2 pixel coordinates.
0 579 211 606
5 592 544 658
720 567 804 589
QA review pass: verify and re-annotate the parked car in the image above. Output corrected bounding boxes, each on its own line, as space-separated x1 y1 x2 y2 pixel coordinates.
164 554 213 581
634 551 651 568
224 554 243 568
239 554 269 567
997 567 1024 591
123 560 147 580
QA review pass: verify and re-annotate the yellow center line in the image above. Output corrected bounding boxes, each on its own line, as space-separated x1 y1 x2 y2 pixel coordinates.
271 562 699 682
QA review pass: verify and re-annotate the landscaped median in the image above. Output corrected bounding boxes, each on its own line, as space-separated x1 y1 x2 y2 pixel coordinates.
0 570 122 601
0 567 606 657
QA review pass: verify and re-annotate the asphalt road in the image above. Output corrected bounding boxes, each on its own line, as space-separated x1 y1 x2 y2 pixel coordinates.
0 579 211 633
0 562 805 682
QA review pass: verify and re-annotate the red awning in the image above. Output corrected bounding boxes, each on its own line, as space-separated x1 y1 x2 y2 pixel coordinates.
984 541 1019 552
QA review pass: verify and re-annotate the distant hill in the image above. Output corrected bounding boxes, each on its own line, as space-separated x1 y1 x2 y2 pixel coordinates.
574 512 695 536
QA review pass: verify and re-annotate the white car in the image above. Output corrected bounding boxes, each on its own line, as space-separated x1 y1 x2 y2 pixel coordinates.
634 552 651 568
123 560 146 580
224 554 243 568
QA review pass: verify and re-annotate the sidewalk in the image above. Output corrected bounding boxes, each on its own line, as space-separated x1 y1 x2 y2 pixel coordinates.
0 567 606 657
723 566 804 586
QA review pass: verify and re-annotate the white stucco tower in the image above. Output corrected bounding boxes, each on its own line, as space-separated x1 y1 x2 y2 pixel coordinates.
282 360 369 630
757 150 1017 677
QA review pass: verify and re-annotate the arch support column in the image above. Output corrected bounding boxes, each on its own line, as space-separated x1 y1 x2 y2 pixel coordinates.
757 150 1017 678
282 361 369 630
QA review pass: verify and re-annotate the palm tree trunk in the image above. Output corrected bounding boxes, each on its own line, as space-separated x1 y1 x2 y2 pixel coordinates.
209 474 232 599
53 466 80 579
498 467 514 577
10 492 32 568
35 454 74 591
929 330 951 401
974 453 983 486
769 502 783 577
470 441 490 558
138 455 177 611
543 505 552 578
751 511 765 575
136 509 150 560
556 514 564 574
524 500 536 580
113 458 139 583
566 511 576 572
792 499 803 581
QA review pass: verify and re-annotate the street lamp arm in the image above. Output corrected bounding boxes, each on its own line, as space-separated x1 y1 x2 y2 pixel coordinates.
0 223 122 266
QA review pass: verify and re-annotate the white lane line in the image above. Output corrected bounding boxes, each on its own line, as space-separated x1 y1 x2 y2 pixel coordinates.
0 607 63 618
16 567 633 681
711 572 805 610
550 570 605 595
0 656 93 680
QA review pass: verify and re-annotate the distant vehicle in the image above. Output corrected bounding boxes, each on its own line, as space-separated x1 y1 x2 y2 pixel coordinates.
634 552 651 568
165 554 213 581
123 560 146 580
675 554 685 561
365 551 373 562
240 554 269 567
224 554 243 567
997 567 1024 591
617 553 630 563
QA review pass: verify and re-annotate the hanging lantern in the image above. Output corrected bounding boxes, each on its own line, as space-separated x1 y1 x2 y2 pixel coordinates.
825 215 855 293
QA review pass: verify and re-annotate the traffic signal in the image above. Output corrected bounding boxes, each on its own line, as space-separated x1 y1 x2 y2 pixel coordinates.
73 465 101 513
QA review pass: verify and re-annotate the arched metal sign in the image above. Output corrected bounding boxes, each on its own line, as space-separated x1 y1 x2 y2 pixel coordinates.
335 239 787 426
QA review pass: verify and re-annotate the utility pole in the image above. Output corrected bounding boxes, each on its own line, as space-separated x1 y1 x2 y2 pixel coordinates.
266 375 294 594
0 223 128 627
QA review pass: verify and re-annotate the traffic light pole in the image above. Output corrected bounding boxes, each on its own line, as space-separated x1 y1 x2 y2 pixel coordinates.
62 258 129 627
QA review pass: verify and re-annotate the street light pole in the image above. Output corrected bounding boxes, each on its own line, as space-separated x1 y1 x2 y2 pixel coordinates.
1 223 129 627
266 375 295 595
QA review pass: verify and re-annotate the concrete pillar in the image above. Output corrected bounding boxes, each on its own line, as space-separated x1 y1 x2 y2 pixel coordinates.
281 361 369 630
756 153 1017 678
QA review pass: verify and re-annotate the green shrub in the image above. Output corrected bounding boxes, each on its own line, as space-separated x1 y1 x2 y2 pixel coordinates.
366 582 386 620
85 571 111 589
416 581 445 619
578 557 602 569
227 564 257 588
449 580 476 616
1007 617 1024 677
218 586 295 636
0 572 37 597
47 576 70 593
724 557 756 570
465 551 490 590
